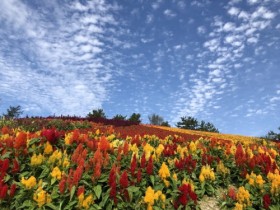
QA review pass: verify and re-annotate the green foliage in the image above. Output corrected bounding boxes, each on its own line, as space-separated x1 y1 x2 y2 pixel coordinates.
3 105 23 119
112 114 126 120
176 116 219 133
148 114 164 125
87 109 106 119
161 121 170 127
128 113 141 123
264 127 280 140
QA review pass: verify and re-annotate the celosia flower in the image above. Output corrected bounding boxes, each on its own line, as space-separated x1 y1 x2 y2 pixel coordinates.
199 165 215 183
44 141 53 155
236 186 251 207
48 150 62 164
59 176 67 194
41 128 60 144
146 156 153 175
81 194 94 209
21 176 37 189
31 153 44 166
158 162 170 180
174 184 197 209
263 194 271 210
155 144 164 157
14 132 27 149
0 184 8 199
120 170 129 188
11 159 20 174
10 184 16 198
51 166 62 180
216 161 230 175
144 186 161 207
33 187 52 207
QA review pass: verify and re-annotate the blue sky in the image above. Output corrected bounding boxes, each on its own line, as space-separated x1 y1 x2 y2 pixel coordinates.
0 0 279 136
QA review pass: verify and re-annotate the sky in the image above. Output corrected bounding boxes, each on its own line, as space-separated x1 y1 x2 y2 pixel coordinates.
0 0 279 136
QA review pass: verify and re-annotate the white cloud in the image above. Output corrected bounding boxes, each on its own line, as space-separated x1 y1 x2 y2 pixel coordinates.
247 37 258 44
228 7 240 16
164 9 177 18
223 22 236 31
197 26 206 34
252 6 276 20
247 0 259 5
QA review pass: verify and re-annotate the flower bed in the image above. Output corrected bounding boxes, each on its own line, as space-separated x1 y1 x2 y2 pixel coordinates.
0 120 279 209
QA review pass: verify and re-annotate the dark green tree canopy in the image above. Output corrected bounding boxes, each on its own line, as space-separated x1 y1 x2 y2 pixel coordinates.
148 114 164 125
264 127 280 140
128 113 141 124
176 116 219 133
87 109 106 119
3 105 23 119
112 114 127 120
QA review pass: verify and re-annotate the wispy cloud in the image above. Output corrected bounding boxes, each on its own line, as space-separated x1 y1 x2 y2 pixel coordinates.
0 0 121 116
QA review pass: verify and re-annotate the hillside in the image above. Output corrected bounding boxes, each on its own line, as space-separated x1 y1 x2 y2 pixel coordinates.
0 118 279 209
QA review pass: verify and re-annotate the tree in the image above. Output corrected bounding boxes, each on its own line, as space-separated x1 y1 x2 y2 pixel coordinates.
3 105 23 119
264 127 280 140
148 114 164 125
87 109 106 119
128 113 141 124
176 116 199 130
161 121 170 127
176 116 219 133
112 114 127 120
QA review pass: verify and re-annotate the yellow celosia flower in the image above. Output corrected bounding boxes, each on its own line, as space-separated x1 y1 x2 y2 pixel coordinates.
144 186 162 209
144 186 155 206
78 193 94 209
44 141 53 154
48 150 62 164
155 144 164 157
216 161 230 175
199 165 215 183
51 166 62 180
234 202 243 210
189 141 196 152
267 169 280 196
33 186 52 207
172 173 178 181
64 132 72 145
163 179 170 187
246 172 265 188
230 145 237 155
159 162 170 180
236 186 251 207
31 153 44 166
144 143 154 161
21 176 37 189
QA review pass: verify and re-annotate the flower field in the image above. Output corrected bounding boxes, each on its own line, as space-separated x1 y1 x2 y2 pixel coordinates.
0 118 280 209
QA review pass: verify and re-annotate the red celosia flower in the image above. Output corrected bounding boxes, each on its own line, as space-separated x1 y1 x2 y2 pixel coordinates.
41 128 60 144
120 171 129 188
140 153 146 168
9 184 16 197
99 136 110 152
11 159 20 174
263 194 271 210
130 154 137 176
1 126 10 135
123 141 129 155
59 176 67 194
228 187 236 200
73 166 83 186
108 165 117 187
0 184 8 199
174 184 197 209
137 169 142 183
1 159 9 174
77 186 85 196
146 156 153 175
14 132 27 149
109 180 117 203
94 162 102 179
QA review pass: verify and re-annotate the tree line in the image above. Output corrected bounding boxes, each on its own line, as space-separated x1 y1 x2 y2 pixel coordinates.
1 103 279 139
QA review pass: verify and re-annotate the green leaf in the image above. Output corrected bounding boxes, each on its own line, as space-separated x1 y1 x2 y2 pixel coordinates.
28 138 40 146
150 175 155 186
51 178 56 185
127 186 140 193
70 186 76 201
39 167 50 179
93 185 102 200
97 174 108 183
99 193 109 208
45 203 58 210
1 152 11 159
